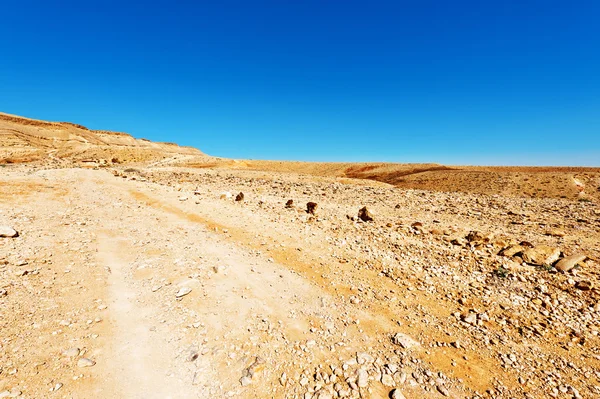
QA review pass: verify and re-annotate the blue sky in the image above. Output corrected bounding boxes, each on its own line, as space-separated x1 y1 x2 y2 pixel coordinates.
1 1 599 165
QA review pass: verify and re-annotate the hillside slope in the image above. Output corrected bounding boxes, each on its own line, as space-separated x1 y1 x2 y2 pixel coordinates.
0 112 204 165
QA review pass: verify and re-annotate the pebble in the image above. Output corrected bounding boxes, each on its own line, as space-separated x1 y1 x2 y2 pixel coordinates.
392 332 420 349
0 226 18 238
77 358 96 368
175 287 192 298
390 388 406 399
62 348 80 357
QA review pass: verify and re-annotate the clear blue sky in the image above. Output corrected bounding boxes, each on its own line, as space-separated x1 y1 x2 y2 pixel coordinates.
1 1 599 165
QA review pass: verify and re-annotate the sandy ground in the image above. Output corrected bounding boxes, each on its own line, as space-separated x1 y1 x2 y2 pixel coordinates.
1 165 599 399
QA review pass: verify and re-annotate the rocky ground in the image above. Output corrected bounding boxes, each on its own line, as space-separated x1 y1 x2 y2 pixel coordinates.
1 164 599 399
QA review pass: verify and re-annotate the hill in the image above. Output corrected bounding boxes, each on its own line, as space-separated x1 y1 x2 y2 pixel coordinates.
0 112 203 165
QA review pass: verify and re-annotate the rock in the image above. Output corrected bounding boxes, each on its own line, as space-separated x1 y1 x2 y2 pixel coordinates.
62 348 80 357
220 192 232 200
0 390 22 398
521 245 561 266
381 374 394 387
235 192 244 202
575 281 593 291
0 289 6 297
392 332 420 349
356 352 374 364
240 376 252 386
555 254 587 272
390 389 406 399
411 222 423 229
437 385 450 396
500 245 524 257
356 368 368 387
77 358 95 368
357 206 374 222
546 229 566 237
175 287 192 298
178 196 188 201
462 312 477 325
306 202 318 215
0 226 18 238
285 199 294 208
466 230 486 242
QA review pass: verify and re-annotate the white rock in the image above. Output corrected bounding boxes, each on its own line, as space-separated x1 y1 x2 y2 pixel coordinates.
390 389 406 399
392 332 420 349
77 358 95 368
175 287 192 298
0 226 18 238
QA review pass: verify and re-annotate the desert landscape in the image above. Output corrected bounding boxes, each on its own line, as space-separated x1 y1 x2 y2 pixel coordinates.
1 112 599 399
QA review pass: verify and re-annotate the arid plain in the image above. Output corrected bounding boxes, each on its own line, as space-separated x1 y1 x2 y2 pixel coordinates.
1 112 599 399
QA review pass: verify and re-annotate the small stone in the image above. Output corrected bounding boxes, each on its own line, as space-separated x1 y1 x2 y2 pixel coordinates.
175 287 192 298
285 199 294 208
235 192 244 202
306 202 318 215
357 206 374 222
240 376 252 386
0 226 18 238
462 312 477 325
0 390 22 398
356 368 368 387
390 388 406 399
522 245 561 266
437 385 450 396
575 281 593 291
77 358 95 368
555 254 587 273
62 348 80 357
392 332 420 349
381 374 394 387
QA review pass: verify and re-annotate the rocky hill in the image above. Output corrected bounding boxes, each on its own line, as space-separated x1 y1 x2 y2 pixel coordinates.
0 112 203 165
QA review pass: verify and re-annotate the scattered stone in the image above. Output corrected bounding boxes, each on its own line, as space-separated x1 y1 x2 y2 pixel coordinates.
546 229 566 237
521 245 561 266
235 192 244 202
555 254 587 272
175 287 192 298
437 385 450 396
285 199 294 208
381 374 394 387
0 390 22 398
466 230 486 242
575 281 593 291
357 206 374 222
62 348 80 358
0 226 18 238
77 358 95 368
501 245 525 257
356 368 368 387
240 376 252 386
461 312 477 325
306 202 318 215
390 388 406 399
392 332 420 349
